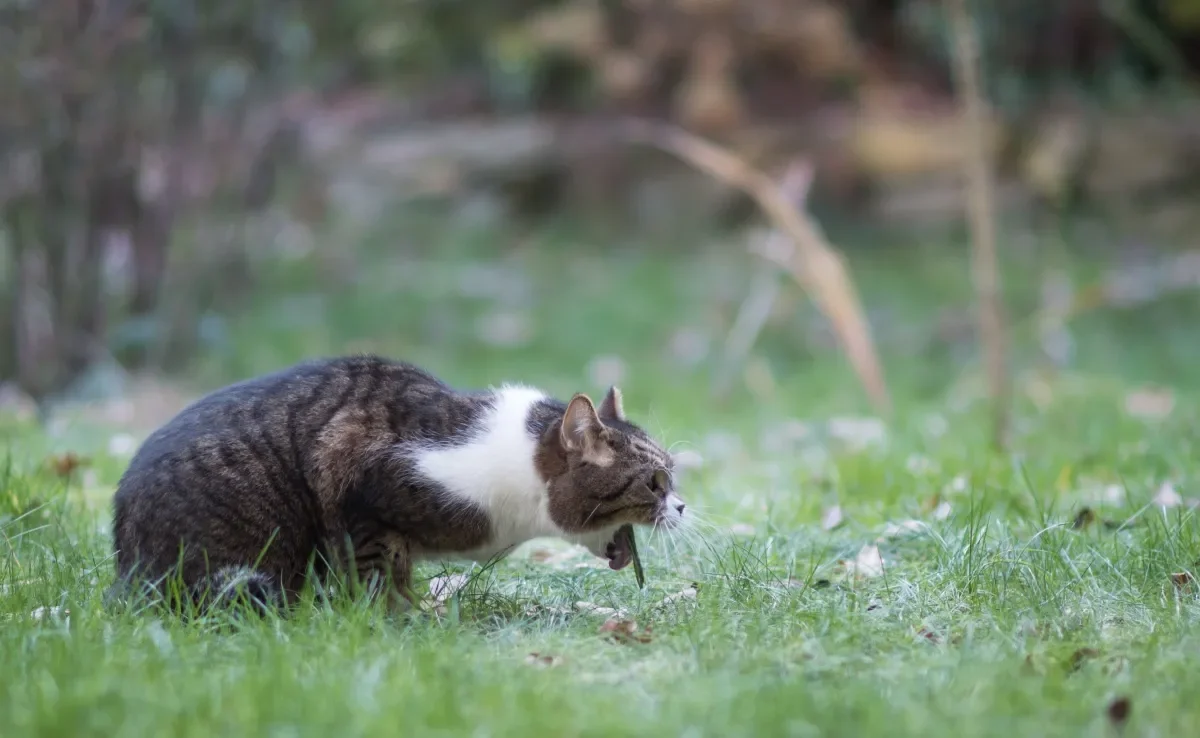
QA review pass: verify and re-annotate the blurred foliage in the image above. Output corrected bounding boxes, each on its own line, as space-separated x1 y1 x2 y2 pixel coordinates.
4 0 1200 407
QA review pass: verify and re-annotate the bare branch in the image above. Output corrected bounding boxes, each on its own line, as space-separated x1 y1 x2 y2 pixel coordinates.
617 119 890 414
946 0 1010 449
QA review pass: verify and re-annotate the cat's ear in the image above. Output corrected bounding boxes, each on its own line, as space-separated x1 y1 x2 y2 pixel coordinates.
560 393 613 464
597 385 625 422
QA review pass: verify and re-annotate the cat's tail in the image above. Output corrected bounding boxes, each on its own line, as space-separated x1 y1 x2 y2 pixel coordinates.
105 565 285 617
195 566 285 615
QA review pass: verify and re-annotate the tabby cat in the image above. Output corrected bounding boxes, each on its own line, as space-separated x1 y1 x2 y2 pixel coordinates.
108 355 684 612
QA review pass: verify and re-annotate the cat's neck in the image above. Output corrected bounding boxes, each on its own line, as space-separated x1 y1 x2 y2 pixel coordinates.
407 385 567 555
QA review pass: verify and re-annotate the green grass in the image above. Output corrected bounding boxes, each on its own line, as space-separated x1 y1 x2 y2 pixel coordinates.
5 210 1200 736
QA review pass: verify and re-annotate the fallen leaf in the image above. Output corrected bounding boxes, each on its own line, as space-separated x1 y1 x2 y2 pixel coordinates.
46 452 88 479
428 573 470 604
905 455 936 475
599 618 653 644
1106 696 1132 728
877 520 926 540
932 501 953 521
1072 507 1096 530
917 627 941 644
524 652 562 668
1153 482 1183 508
657 585 698 607
574 601 627 618
1124 386 1174 419
529 547 581 568
821 505 844 531
842 544 884 578
1170 571 1194 590
827 416 888 449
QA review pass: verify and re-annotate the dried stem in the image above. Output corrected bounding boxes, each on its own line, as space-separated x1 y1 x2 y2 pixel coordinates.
712 162 813 399
617 119 890 414
946 0 1009 448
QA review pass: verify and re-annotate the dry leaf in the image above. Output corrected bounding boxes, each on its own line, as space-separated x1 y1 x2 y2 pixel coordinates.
1170 571 1194 590
574 601 627 618
1106 696 1132 728
932 501 953 521
821 505 844 531
877 520 926 540
428 574 469 604
657 585 698 608
529 548 581 568
617 121 890 413
827 416 887 449
46 452 89 478
599 618 653 644
1153 483 1183 508
1124 387 1174 419
917 627 941 644
524 652 562 668
842 544 884 578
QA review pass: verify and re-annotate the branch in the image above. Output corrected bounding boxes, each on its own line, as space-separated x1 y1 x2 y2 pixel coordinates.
616 119 890 414
946 0 1010 449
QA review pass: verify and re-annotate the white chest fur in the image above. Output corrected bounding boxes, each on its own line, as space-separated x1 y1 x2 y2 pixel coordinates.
405 385 571 562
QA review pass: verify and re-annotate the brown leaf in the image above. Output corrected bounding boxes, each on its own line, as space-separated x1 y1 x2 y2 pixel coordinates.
616 121 890 413
46 452 88 479
524 652 562 668
599 618 653 644
1170 571 1194 590
1106 696 1131 728
917 627 941 644
1072 507 1096 530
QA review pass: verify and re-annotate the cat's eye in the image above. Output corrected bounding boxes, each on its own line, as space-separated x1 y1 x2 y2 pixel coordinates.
650 468 670 493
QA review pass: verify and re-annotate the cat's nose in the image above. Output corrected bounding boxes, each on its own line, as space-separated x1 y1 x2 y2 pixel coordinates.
675 503 686 515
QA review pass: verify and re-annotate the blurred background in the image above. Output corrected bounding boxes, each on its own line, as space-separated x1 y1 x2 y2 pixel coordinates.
3 0 1200 456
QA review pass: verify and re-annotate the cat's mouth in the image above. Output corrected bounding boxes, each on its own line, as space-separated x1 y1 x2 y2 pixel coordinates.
603 533 633 571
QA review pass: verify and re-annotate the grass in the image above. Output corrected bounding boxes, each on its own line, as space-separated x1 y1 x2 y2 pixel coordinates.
5 208 1200 736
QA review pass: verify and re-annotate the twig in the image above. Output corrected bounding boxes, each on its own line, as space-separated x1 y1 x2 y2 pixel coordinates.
711 162 814 399
946 0 1009 449
617 120 890 414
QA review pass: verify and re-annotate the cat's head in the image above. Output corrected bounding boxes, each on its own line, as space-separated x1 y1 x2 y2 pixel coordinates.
537 387 685 534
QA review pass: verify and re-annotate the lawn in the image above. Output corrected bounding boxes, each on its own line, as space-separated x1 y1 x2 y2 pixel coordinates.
3 210 1200 737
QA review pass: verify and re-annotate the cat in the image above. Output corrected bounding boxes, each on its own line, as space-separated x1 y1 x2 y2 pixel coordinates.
107 354 685 613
